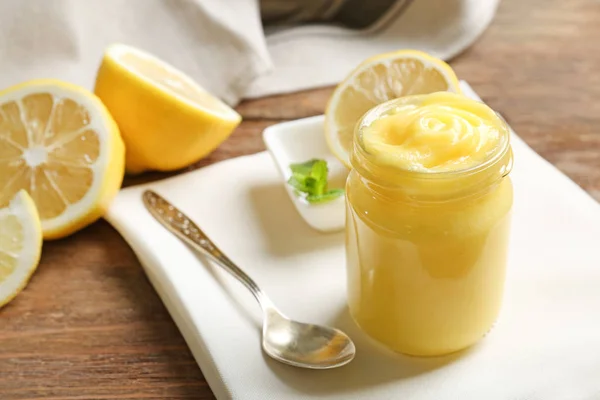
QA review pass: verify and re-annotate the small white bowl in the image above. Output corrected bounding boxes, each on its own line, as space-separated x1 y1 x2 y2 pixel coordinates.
263 115 349 233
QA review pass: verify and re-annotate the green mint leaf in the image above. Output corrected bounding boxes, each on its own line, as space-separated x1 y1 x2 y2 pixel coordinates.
289 159 320 176
309 160 327 181
287 175 308 192
288 159 344 204
304 176 320 193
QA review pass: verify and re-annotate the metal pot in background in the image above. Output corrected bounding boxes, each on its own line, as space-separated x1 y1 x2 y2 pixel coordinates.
259 0 407 29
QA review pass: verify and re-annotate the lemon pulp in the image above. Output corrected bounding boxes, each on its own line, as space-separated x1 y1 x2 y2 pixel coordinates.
0 190 43 308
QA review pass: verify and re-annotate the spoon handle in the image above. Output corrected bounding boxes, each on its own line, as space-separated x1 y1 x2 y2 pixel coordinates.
142 190 272 309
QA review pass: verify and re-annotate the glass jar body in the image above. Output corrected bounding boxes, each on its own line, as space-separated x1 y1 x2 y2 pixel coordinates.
345 169 513 356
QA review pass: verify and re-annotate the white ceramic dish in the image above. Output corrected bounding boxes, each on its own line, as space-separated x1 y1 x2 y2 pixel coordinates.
107 81 600 399
263 115 349 233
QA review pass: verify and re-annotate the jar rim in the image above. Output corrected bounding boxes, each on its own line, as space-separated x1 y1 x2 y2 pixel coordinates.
352 94 513 181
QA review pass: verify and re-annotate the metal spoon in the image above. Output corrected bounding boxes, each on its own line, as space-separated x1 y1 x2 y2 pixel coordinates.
142 190 356 369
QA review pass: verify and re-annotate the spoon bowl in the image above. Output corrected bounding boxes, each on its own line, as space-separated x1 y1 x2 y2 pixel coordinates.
263 311 355 369
143 190 356 369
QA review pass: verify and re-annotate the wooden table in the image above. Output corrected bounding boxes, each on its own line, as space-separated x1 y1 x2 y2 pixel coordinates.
2 0 599 398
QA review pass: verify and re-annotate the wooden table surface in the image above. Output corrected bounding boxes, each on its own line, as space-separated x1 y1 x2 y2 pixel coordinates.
2 0 599 398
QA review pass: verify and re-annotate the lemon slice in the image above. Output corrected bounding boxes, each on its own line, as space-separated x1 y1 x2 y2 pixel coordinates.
0 190 42 308
0 79 125 239
325 49 462 168
94 43 242 174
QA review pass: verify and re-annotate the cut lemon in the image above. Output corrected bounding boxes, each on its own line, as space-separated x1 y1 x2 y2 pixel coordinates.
0 79 125 239
325 49 462 168
94 43 242 174
0 190 43 308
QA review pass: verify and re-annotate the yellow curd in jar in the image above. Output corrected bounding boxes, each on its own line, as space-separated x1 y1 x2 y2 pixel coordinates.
345 92 513 356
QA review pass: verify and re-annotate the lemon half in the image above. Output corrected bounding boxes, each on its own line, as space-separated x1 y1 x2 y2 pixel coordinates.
0 79 125 239
94 43 242 174
325 50 462 168
0 190 43 308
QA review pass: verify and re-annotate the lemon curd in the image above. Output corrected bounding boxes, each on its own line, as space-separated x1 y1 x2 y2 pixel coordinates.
345 92 513 356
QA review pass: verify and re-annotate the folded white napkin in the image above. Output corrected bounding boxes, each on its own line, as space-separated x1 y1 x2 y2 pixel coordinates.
0 0 499 104
106 83 600 400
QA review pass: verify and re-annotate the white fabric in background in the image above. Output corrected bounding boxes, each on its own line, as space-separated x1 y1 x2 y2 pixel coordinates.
105 83 600 400
0 0 499 104
0 0 270 105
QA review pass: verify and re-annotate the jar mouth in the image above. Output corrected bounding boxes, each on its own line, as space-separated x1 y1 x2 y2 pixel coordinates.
351 95 513 183
353 136 513 180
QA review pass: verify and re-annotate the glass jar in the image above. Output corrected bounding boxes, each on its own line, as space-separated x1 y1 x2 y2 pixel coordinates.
345 93 513 356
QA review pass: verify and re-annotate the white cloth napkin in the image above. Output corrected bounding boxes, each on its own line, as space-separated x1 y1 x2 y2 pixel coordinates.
105 83 600 400
0 0 499 104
